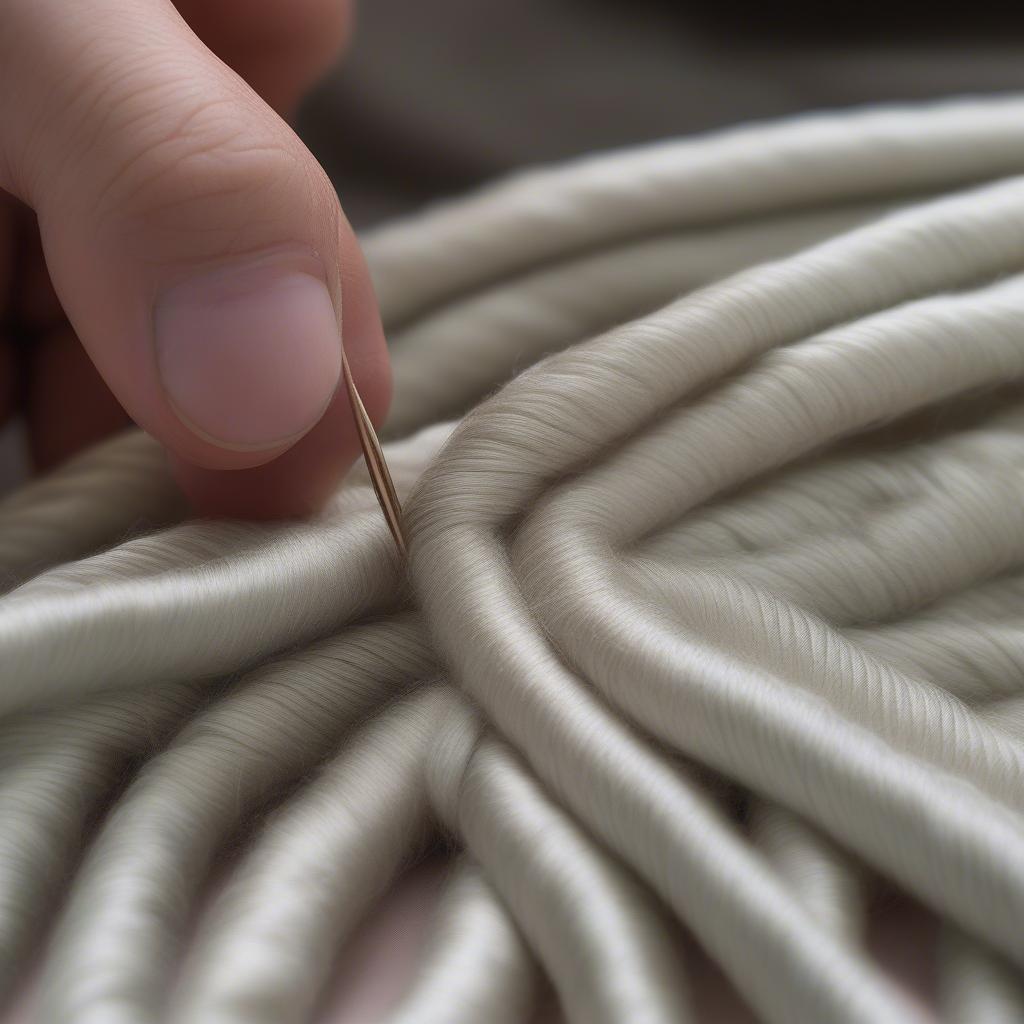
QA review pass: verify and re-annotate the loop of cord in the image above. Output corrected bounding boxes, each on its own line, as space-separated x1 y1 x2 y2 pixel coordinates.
3 95 1024 1023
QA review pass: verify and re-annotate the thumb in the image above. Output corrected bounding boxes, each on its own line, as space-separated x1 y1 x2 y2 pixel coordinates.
1 0 388 496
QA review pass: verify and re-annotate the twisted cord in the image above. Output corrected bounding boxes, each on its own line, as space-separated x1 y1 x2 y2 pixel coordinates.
169 687 446 1024
381 858 539 1024
4 96 1024 1023
39 616 433 1024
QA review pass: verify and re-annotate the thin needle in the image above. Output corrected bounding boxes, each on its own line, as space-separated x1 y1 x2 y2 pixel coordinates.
341 351 407 558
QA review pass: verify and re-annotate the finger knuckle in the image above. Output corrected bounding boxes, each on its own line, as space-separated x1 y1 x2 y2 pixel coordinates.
94 85 308 252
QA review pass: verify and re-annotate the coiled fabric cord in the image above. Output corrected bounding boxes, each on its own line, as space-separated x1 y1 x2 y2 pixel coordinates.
2 96 1024 1022
381 858 540 1024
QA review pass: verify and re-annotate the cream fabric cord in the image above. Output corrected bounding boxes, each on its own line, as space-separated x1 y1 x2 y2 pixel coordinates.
2 95 1024 1022
381 857 540 1024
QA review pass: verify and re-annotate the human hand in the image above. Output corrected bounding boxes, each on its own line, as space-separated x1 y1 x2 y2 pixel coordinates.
0 0 389 517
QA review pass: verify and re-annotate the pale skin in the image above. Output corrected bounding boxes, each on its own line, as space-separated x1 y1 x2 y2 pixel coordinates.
0 0 390 517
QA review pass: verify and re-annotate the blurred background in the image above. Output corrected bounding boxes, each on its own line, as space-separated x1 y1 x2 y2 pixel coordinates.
297 0 1024 228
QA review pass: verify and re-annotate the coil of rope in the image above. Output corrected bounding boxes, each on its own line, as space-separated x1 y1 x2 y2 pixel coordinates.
2 95 1024 1023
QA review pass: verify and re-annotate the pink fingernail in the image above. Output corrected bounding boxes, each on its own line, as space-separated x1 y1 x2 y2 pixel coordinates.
154 257 342 450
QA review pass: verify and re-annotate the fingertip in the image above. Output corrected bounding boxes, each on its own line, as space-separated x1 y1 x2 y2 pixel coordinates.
172 365 388 519
7 0 390 514
153 252 343 456
173 258 391 518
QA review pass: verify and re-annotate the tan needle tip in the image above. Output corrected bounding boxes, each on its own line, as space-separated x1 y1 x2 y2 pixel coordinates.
342 352 407 558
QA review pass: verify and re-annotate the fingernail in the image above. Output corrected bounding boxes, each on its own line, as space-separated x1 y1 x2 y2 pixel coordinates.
154 257 342 450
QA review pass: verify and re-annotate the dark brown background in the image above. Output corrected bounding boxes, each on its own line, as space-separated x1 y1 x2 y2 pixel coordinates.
297 0 1024 228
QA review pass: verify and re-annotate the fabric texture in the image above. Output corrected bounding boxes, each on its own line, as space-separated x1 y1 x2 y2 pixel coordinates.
2 95 1024 1022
